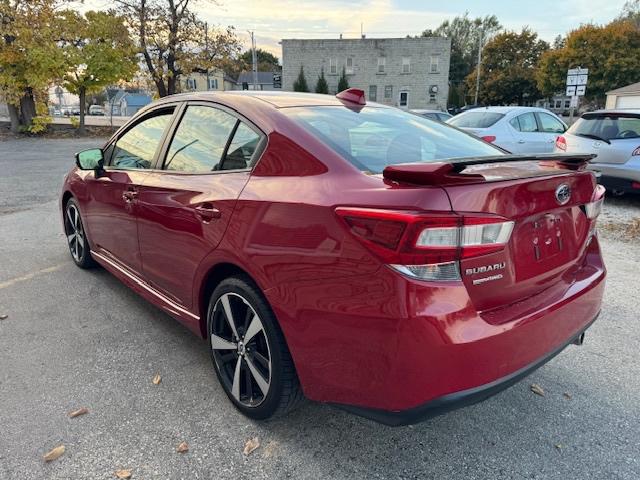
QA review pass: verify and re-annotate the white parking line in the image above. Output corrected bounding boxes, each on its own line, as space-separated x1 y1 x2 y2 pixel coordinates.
0 264 65 290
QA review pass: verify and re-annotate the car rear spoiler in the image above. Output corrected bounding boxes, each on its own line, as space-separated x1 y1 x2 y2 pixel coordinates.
383 154 597 186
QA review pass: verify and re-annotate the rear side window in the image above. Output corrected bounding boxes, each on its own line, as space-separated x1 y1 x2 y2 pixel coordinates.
164 105 237 172
569 114 640 140
509 113 538 132
282 106 502 173
448 111 504 128
221 123 261 170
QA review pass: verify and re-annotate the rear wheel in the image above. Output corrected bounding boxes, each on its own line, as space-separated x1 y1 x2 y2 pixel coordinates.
207 276 303 419
64 198 96 268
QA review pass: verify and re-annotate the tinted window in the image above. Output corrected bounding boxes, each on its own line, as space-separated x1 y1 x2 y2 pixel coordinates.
568 114 640 140
510 113 538 132
538 113 565 133
282 106 502 173
449 111 504 128
112 111 174 169
437 113 452 122
164 106 237 172
221 122 261 170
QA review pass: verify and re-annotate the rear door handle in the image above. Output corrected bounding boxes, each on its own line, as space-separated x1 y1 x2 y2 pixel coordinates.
517 139 526 144
194 203 221 221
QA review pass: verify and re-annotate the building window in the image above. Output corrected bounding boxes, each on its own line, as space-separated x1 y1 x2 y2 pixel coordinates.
429 94 436 103
186 78 197 90
564 100 571 108
207 78 218 90
377 57 386 74
430 56 439 73
399 91 408 107
384 85 393 99
402 57 411 74
346 57 354 75
369 85 377 102
329 58 337 75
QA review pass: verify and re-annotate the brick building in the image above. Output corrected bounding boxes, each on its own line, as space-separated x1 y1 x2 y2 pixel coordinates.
281 37 451 110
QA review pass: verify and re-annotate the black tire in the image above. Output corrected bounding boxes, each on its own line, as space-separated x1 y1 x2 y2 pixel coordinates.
207 275 304 420
63 198 96 269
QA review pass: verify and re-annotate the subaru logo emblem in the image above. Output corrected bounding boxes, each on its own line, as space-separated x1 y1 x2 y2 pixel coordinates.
555 183 571 205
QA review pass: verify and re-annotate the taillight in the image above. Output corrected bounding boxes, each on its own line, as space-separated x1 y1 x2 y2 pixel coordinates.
335 208 514 281
632 146 640 156
584 184 605 220
556 136 567 151
481 135 496 143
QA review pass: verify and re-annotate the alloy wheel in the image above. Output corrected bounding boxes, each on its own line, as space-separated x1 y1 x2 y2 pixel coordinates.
65 203 85 263
210 292 272 407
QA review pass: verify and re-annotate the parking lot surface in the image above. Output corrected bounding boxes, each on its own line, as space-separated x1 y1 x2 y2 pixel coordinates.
1 138 639 479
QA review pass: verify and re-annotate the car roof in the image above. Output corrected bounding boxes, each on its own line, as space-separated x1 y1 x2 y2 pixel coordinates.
410 109 449 114
152 90 392 109
584 109 640 116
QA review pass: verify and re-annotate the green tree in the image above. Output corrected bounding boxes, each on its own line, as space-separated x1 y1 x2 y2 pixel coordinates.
537 21 640 104
0 0 70 132
337 66 349 92
115 0 242 97
293 66 309 92
466 28 549 105
239 48 280 72
315 68 328 94
60 10 137 134
422 12 501 106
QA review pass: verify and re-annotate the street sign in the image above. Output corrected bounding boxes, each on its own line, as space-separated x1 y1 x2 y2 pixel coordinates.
567 67 588 76
577 74 588 85
566 75 578 86
566 86 576 96
576 85 586 96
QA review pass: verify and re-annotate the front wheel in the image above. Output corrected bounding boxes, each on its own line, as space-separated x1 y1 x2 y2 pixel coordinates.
207 276 303 420
64 198 96 269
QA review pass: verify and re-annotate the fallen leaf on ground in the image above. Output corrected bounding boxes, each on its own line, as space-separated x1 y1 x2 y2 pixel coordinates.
68 407 89 418
152 374 161 385
0 314 8 320
176 441 189 453
243 437 260 456
555 443 563 450
262 440 278 458
563 392 572 400
43 445 65 462
530 384 545 396
115 469 132 479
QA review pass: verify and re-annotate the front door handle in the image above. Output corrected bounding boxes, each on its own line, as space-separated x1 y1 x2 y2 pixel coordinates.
194 203 221 222
122 188 138 202
517 139 526 144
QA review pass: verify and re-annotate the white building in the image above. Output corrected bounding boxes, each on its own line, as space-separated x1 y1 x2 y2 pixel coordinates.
606 82 640 109
281 37 451 110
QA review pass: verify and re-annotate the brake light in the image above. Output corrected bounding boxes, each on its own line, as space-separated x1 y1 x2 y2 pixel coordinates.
335 208 514 281
584 184 605 220
556 136 567 151
632 146 640 156
481 135 496 143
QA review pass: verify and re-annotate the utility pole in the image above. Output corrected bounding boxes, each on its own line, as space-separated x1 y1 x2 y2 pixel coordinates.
474 29 483 105
248 31 258 90
205 22 210 91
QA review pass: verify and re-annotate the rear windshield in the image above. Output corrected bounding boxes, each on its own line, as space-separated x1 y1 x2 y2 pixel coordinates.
282 106 502 173
448 111 504 128
568 113 640 140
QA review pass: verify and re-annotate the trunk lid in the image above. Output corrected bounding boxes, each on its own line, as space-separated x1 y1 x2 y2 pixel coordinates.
384 156 598 316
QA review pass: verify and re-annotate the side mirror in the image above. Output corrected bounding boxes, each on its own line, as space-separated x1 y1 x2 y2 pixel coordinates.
75 148 104 173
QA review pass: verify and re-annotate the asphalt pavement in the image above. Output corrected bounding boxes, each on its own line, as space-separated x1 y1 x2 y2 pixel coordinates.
0 138 639 479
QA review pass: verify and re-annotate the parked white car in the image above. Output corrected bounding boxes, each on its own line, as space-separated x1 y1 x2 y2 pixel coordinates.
447 106 568 154
554 110 640 195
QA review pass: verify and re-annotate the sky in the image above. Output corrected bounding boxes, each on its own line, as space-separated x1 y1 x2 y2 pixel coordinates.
79 0 629 58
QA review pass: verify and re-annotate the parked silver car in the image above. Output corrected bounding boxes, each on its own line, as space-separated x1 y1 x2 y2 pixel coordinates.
555 110 640 195
410 109 453 123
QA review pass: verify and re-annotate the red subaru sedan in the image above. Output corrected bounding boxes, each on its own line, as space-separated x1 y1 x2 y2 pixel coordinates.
61 90 606 425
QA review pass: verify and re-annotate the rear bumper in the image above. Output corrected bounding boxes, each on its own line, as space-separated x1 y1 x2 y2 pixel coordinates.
596 175 640 194
267 236 606 420
335 312 598 426
588 158 640 184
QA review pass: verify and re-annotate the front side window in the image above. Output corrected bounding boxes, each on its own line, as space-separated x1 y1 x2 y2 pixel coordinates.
164 105 237 173
111 111 174 170
538 113 565 133
282 106 501 173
